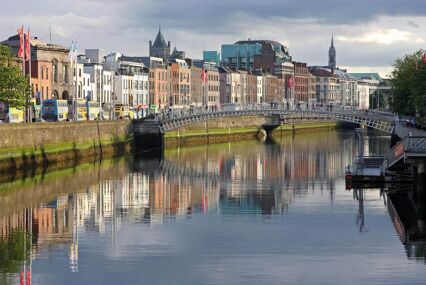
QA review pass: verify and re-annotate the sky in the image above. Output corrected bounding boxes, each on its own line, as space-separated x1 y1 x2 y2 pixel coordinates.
2 0 426 77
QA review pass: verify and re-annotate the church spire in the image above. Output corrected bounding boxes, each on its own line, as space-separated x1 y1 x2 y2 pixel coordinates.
328 34 336 72
149 25 171 59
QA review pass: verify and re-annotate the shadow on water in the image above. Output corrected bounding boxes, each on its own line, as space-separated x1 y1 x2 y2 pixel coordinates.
385 184 426 262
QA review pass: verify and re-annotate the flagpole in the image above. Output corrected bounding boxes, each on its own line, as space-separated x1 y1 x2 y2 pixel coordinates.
21 26 25 76
28 28 32 122
22 26 29 122
73 42 78 121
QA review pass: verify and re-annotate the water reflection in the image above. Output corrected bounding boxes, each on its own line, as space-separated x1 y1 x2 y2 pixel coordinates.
386 184 426 262
0 130 425 284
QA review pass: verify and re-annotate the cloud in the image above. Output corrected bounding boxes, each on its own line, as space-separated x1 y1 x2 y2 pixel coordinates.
1 0 426 73
337 29 411 45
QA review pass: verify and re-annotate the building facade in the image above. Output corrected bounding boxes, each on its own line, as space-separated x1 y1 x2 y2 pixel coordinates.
309 68 340 104
149 66 169 112
293 62 309 103
206 65 220 107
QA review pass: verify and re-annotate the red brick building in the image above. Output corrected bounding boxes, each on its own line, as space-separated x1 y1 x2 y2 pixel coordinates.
293 62 309 103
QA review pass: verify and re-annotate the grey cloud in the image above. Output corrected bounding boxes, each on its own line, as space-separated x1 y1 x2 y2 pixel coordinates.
2 0 426 75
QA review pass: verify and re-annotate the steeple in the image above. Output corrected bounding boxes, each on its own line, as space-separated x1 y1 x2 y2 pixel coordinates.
153 26 166 47
149 25 171 60
328 34 336 72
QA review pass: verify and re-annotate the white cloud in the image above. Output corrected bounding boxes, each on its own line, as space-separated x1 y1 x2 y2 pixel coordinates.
337 29 411 45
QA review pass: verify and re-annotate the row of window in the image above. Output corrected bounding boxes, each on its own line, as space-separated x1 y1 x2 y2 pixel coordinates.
208 85 219 92
52 64 69 84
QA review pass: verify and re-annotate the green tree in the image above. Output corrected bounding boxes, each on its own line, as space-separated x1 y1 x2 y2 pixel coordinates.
0 44 30 110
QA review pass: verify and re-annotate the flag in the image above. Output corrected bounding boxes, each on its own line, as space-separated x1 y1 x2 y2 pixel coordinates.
204 69 208 83
201 68 208 83
20 272 24 285
26 271 31 285
17 26 24 58
287 76 294 89
68 41 78 61
25 28 30 61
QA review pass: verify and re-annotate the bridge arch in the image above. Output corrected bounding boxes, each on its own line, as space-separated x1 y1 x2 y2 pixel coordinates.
154 109 394 134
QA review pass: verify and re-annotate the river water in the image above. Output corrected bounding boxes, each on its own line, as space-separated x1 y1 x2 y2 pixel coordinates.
0 129 425 285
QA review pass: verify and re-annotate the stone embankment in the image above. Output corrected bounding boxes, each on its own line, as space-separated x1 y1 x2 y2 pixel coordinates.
0 116 337 172
0 120 133 172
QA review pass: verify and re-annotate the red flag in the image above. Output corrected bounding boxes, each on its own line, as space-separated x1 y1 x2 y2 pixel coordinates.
26 271 31 285
287 76 294 89
17 26 24 58
201 68 208 83
20 272 24 285
25 28 30 61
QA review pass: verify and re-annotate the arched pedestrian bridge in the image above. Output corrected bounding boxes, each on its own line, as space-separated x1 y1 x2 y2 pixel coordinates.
157 108 394 133
133 105 395 151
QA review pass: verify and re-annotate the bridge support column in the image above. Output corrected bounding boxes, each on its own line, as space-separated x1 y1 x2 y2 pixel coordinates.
133 118 164 152
416 160 426 236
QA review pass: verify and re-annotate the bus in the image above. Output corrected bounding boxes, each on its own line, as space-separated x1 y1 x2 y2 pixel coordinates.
41 100 69 122
86 101 101 120
0 102 24 123
76 101 88 121
114 104 130 119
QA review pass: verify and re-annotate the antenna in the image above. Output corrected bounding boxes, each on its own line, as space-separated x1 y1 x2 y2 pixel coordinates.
49 26 52 44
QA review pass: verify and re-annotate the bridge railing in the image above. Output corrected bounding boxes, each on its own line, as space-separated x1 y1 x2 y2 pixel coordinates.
156 103 394 122
386 136 426 169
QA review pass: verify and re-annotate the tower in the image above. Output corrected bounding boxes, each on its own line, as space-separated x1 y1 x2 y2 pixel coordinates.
328 35 336 72
149 26 171 60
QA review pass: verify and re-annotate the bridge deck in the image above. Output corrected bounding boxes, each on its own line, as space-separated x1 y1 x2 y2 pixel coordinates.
134 106 395 134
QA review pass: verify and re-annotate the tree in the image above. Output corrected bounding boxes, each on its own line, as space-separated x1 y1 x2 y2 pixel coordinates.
0 44 30 110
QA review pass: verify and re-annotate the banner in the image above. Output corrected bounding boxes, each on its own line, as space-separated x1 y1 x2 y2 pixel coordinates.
17 26 24 58
25 28 30 60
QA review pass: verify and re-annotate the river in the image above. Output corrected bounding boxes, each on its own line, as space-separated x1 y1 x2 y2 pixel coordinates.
0 129 425 285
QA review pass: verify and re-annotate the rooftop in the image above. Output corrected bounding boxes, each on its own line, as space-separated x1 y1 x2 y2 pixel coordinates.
349 72 383 82
152 28 167 47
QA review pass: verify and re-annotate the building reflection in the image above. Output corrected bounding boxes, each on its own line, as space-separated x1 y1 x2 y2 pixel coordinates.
0 130 400 282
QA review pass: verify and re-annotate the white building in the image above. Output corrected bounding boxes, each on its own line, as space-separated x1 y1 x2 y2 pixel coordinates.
102 70 113 118
238 70 248 104
256 75 263 103
73 61 85 101
132 72 149 118
357 81 377 110
82 73 92 101
219 67 241 104
114 72 133 107
83 63 103 102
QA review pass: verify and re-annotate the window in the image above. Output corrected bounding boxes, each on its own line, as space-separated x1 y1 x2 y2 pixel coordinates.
46 68 48 80
63 65 68 83
53 65 58 83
